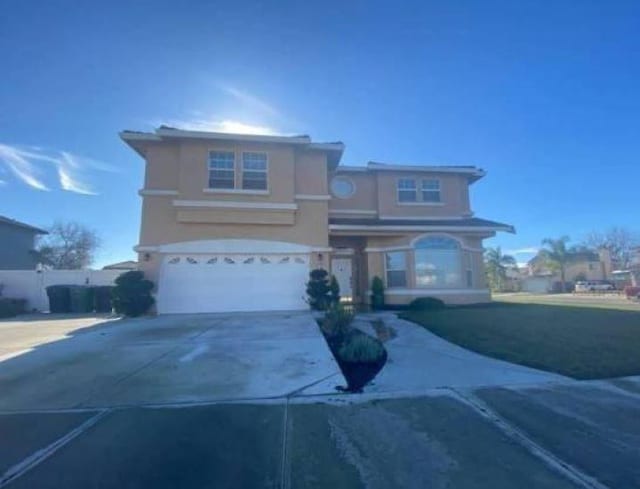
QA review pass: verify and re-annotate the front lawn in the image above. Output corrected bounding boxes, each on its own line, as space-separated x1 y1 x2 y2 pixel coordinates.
401 300 640 380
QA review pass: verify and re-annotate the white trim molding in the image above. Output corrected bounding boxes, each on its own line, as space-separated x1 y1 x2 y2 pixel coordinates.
364 246 413 253
203 188 269 196
329 209 378 215
330 224 511 233
135 239 331 255
173 200 298 211
378 215 465 221
295 194 332 201
138 189 179 196
383 288 490 295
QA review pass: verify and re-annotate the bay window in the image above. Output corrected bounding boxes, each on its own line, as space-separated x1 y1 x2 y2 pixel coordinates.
414 236 462 288
385 251 407 288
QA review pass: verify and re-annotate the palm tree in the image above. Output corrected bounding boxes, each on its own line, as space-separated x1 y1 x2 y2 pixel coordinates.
539 236 573 292
484 247 517 292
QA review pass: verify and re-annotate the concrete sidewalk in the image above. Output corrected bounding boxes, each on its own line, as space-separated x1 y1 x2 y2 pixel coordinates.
3 378 640 488
303 312 565 396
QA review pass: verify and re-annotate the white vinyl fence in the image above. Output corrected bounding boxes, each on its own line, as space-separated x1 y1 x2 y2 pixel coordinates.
0 270 122 312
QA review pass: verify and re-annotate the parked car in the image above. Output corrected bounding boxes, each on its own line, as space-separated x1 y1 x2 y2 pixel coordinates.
575 280 615 293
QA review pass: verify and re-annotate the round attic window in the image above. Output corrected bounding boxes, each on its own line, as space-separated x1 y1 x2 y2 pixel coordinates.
330 177 355 199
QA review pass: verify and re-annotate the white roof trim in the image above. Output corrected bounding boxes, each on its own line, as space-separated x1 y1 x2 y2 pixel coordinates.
155 127 311 144
120 132 162 142
378 215 466 221
368 162 485 177
173 200 298 211
136 239 331 254
139 189 179 196
335 165 368 172
329 224 510 233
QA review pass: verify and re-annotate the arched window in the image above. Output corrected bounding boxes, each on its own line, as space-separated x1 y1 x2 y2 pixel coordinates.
414 236 462 288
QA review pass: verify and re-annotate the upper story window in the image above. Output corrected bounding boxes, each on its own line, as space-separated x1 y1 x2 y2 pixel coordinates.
242 152 268 190
397 178 442 204
421 179 441 202
208 151 235 189
397 178 417 202
330 176 355 199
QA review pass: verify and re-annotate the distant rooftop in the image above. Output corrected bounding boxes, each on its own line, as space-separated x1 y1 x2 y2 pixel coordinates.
0 215 47 234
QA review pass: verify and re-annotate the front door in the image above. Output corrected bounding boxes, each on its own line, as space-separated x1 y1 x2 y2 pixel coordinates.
331 258 353 300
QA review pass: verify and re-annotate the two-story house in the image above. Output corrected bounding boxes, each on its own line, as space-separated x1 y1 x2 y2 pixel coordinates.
0 216 47 270
121 126 513 314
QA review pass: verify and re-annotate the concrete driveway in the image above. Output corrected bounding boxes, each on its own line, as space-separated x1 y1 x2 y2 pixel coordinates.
0 312 341 411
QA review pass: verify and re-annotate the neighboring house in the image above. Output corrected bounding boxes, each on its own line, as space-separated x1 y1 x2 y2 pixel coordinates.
102 260 138 271
523 248 615 292
0 216 47 270
121 126 514 314
527 249 612 282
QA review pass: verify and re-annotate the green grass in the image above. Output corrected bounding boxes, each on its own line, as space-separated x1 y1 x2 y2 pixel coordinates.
401 299 640 380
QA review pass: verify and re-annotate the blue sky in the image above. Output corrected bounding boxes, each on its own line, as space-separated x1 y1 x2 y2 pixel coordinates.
1 0 638 267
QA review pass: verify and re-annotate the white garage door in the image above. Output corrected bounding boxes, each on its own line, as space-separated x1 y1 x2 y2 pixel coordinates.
157 253 310 314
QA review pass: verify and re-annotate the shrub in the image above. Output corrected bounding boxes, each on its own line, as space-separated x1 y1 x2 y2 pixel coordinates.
306 268 331 311
329 275 341 306
370 276 385 310
408 297 446 311
93 286 114 313
111 271 154 317
338 332 386 364
46 285 72 313
321 303 354 339
624 286 640 299
0 298 26 318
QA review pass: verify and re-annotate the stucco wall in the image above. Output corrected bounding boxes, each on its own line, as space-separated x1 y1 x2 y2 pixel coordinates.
0 224 39 270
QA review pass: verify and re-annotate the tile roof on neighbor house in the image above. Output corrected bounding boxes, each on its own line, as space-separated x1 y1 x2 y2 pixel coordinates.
0 215 48 234
328 217 515 233
102 260 138 270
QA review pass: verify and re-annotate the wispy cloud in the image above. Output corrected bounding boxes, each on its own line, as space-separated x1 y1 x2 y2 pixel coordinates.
0 143 114 195
218 85 281 118
506 246 540 255
158 118 281 136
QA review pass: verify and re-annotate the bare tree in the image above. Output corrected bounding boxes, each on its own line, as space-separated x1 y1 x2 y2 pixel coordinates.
584 227 639 269
35 221 100 269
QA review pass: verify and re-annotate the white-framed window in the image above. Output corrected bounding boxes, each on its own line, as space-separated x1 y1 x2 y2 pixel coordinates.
385 251 407 288
208 151 235 189
465 251 473 287
414 236 462 288
242 152 268 190
397 178 417 202
330 176 355 199
421 179 441 202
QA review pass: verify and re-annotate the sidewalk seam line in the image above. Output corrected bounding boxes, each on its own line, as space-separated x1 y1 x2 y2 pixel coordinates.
449 388 610 489
280 398 290 489
0 409 111 488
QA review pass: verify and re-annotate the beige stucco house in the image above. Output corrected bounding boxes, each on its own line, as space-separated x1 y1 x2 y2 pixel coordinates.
121 126 514 314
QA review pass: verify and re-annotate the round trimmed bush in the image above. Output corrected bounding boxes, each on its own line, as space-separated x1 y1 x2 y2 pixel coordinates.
408 297 446 311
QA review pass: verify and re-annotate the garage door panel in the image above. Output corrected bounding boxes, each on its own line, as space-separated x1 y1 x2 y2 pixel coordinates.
157 254 310 314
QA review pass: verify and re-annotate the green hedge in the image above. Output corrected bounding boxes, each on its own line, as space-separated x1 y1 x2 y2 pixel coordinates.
46 285 115 313
0 298 27 318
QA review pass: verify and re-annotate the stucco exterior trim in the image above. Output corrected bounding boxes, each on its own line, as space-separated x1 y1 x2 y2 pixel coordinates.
330 224 511 232
136 239 332 254
384 288 491 295
139 189 179 196
329 209 378 215
295 194 332 201
173 200 298 211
